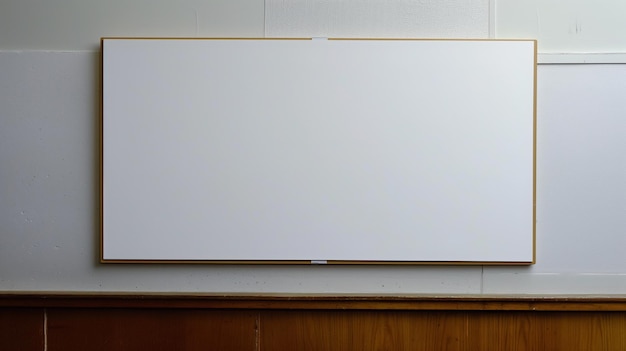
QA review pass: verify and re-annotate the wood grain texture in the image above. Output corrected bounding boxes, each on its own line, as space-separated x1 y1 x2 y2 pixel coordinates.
3 296 626 351
467 311 626 351
467 311 533 350
263 310 626 351
261 310 467 351
46 308 258 351
532 312 626 351
0 308 44 351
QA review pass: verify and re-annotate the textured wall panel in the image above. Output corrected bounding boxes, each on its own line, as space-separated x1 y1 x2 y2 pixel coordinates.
265 0 489 38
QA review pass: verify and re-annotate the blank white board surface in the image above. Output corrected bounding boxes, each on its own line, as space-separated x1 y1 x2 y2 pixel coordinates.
101 38 536 264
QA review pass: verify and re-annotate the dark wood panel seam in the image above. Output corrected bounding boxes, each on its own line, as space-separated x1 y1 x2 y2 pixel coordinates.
3 294 626 311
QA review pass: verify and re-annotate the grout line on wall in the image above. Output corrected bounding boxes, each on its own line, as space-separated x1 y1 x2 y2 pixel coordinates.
489 0 496 38
256 312 261 351
480 266 484 294
43 308 48 351
0 50 98 53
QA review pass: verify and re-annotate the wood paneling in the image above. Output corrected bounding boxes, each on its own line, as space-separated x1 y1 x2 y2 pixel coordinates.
0 308 44 351
467 311 626 351
534 312 626 351
262 310 626 351
262 310 467 351
467 311 533 350
46 309 258 351
3 294 626 351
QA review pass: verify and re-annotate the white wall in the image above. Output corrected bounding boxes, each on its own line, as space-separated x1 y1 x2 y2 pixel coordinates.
496 0 626 63
1 0 625 294
0 0 264 50
496 0 626 54
265 0 489 39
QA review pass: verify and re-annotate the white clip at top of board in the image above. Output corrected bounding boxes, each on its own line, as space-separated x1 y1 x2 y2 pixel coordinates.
311 260 328 264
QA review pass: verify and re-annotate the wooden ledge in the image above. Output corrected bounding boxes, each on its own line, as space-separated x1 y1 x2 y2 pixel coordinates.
2 293 626 311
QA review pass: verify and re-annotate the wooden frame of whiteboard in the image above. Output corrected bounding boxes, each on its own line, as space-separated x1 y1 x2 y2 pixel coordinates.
100 38 537 265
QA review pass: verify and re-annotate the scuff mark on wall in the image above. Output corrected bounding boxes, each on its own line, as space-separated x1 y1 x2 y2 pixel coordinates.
568 18 583 35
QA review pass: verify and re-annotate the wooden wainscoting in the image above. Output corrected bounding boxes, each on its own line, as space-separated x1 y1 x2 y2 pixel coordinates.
2 294 626 351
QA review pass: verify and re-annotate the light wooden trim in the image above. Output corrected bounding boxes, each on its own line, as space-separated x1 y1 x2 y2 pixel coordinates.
532 40 538 264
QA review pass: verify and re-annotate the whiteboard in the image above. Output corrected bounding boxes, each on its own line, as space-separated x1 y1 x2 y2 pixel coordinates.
101 38 536 264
